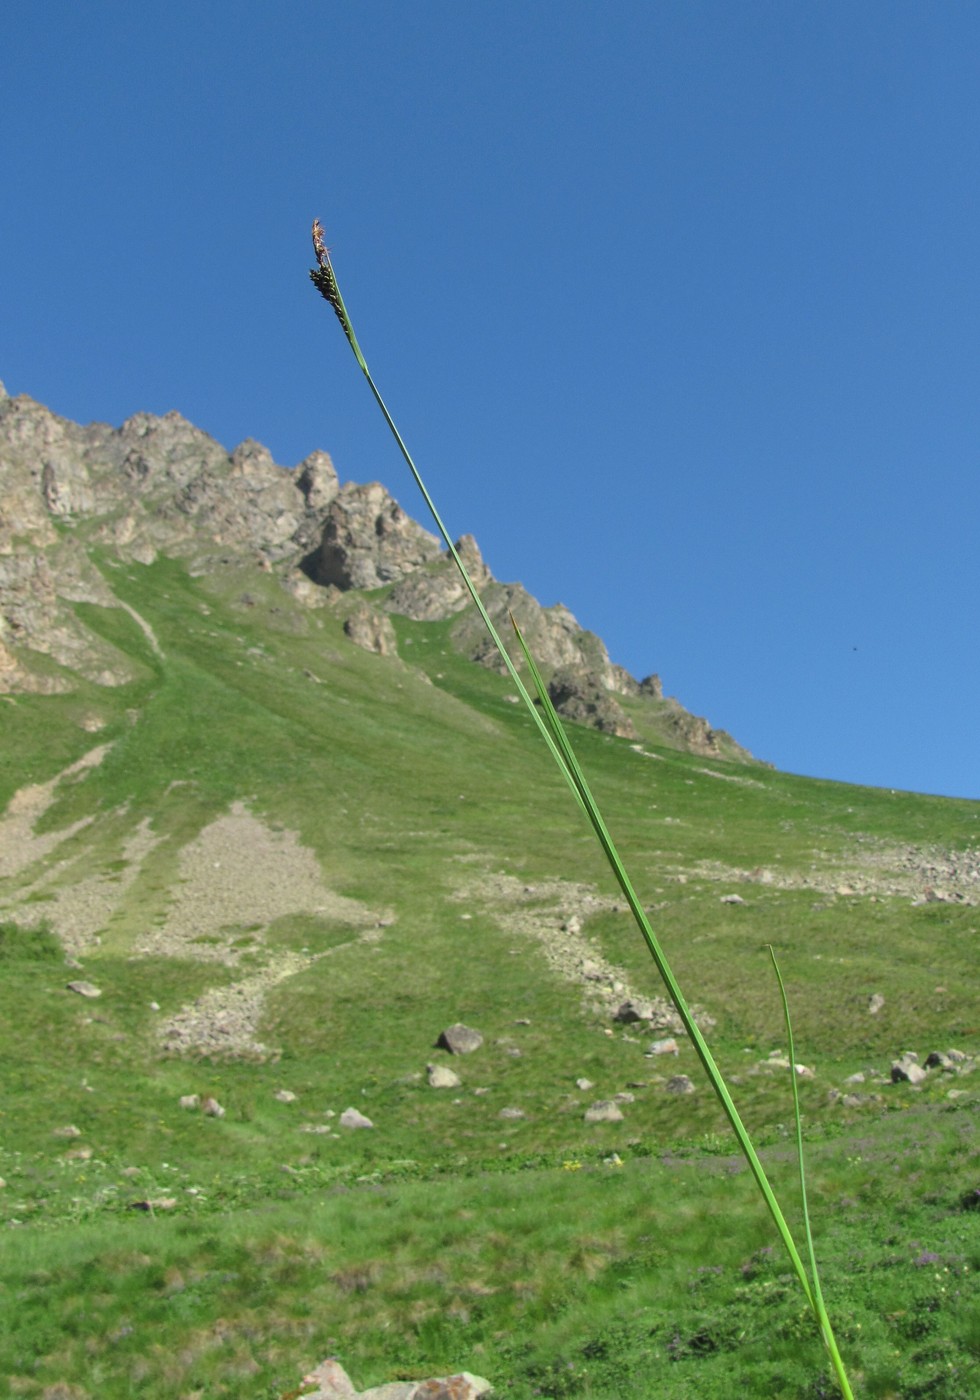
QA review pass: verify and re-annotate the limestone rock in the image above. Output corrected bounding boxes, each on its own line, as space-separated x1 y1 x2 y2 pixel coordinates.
300 1360 493 1400
584 1099 624 1123
547 666 636 739
437 1023 484 1055
296 450 340 513
386 535 492 621
343 601 398 656
891 1053 927 1085
427 1064 461 1089
314 481 441 589
613 997 678 1029
340 1107 374 1129
666 1075 696 1095
66 980 102 998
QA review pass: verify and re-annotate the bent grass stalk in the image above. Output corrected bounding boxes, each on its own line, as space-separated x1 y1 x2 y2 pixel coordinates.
308 220 854 1398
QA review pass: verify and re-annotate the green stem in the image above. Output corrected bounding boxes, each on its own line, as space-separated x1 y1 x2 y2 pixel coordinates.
309 233 854 1398
769 948 853 1397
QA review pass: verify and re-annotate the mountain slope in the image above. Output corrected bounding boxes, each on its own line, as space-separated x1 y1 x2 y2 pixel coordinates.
1 382 979 1399
0 380 748 758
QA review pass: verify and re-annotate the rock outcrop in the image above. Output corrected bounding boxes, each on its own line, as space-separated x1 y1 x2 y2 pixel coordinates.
312 481 442 589
547 666 637 739
0 380 752 758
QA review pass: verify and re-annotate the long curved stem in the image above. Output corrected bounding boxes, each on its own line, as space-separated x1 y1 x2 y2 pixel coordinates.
308 224 854 1397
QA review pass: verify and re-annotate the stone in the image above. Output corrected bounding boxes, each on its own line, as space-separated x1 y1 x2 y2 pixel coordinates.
410 1377 493 1400
52 1125 81 1138
340 1107 374 1130
614 999 655 1024
314 481 441 590
437 1023 483 1055
868 993 885 1015
575 1077 594 1091
427 1064 461 1089
891 1054 927 1085
66 980 102 998
343 601 398 656
295 450 340 513
498 1107 525 1120
385 535 492 621
720 894 745 906
299 1359 492 1400
666 1075 696 1095
300 1358 359 1399
584 1100 624 1123
274 1089 298 1103
179 1094 200 1110
648 1037 680 1056
547 665 636 739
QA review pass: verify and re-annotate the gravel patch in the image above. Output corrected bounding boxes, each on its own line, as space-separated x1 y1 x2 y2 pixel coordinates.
451 857 703 1030
0 744 108 879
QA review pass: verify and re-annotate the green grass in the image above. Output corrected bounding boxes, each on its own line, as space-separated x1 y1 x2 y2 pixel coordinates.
1 549 979 1396
1 1106 977 1398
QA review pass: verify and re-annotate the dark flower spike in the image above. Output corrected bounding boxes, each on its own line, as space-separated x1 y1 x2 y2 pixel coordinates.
309 220 364 365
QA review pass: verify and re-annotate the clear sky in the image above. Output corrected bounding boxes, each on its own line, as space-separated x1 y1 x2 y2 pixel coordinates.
3 3 979 800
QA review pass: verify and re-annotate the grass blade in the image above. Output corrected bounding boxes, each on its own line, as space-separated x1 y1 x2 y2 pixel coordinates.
308 222 854 1398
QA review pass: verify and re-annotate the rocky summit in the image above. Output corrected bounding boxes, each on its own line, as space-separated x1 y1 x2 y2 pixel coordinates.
0 379 748 757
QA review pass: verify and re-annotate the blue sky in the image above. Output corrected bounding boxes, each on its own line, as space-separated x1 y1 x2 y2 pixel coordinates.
3 3 979 799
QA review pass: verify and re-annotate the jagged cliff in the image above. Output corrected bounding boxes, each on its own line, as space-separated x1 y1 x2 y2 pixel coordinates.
0 380 750 759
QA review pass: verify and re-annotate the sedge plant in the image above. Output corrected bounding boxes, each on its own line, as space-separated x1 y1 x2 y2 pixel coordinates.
308 219 854 1398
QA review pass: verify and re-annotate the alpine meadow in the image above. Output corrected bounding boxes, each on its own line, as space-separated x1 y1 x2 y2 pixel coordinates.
0 340 978 1399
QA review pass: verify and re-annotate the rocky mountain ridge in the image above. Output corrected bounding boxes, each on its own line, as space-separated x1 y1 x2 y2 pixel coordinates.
0 379 750 758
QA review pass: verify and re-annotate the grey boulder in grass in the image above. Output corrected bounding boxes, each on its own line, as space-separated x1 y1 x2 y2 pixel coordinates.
437 1023 483 1055
298 1357 492 1400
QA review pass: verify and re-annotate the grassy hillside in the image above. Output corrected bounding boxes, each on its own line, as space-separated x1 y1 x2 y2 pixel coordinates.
0 553 978 1399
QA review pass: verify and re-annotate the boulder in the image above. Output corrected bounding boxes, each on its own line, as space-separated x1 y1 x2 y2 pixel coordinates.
437 1024 484 1055
299 1359 493 1400
340 1107 374 1130
343 602 398 656
891 1053 927 1085
427 1064 461 1089
666 1075 696 1095
584 1100 624 1124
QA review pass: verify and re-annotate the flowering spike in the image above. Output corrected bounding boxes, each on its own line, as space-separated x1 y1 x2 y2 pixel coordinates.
309 219 362 360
